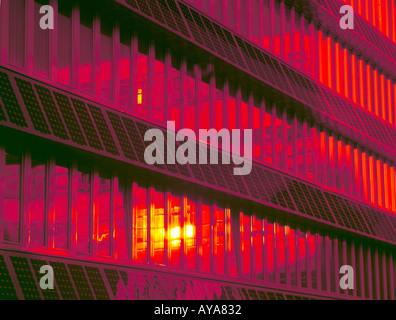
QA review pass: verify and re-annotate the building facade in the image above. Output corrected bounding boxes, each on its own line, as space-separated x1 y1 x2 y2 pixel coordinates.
0 0 395 300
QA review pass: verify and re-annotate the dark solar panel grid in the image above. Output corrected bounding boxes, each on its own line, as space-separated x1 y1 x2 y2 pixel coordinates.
0 255 18 300
157 0 179 31
10 256 41 300
50 262 78 300
223 29 246 69
178 3 203 44
212 22 237 63
104 269 121 297
68 264 94 300
234 37 258 74
202 16 226 57
125 0 139 9
108 112 137 161
53 92 87 146
35 85 69 140
190 9 216 52
88 105 119 155
166 0 191 38
15 78 50 134
30 258 60 300
135 0 153 16
146 0 165 24
71 98 104 151
85 266 110 300
122 117 146 161
0 72 28 127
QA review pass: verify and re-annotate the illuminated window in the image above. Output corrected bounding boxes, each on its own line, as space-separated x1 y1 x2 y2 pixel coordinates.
199 203 211 273
299 229 307 288
201 80 210 130
252 215 263 280
54 163 69 250
151 187 165 265
76 167 91 254
137 38 149 116
133 184 148 263
115 178 129 261
169 54 181 128
184 63 196 131
97 173 111 256
120 27 132 109
308 232 317 289
169 192 182 268
185 197 197 270
241 212 251 277
265 220 275 282
286 226 297 286
276 223 286 284
153 46 165 122
214 205 225 275
29 156 46 247
3 151 22 243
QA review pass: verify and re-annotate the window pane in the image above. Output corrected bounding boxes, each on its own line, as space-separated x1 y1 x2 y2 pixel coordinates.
265 220 275 282
79 4 93 94
97 173 111 256
252 215 263 280
308 233 317 289
277 223 286 284
100 18 113 101
4 152 22 243
214 205 225 275
34 0 50 77
58 0 72 86
169 54 181 128
199 203 211 272
133 184 148 262
169 192 182 268
184 64 195 131
299 229 307 288
54 164 69 249
185 197 196 270
29 156 46 246
286 226 297 286
76 168 90 254
116 178 129 261
9 0 25 68
120 27 131 108
153 46 165 122
137 38 149 116
151 187 165 265
241 212 251 277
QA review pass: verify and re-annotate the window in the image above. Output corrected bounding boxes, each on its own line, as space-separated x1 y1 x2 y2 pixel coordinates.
252 215 263 280
241 212 251 277
299 229 307 288
265 220 275 282
54 163 69 250
133 183 148 263
151 187 165 265
214 205 225 274
153 46 165 122
185 197 196 270
184 63 196 131
120 27 132 109
137 37 149 116
29 156 46 246
115 177 129 261
97 173 111 256
79 3 94 94
76 167 91 254
286 226 297 286
169 54 181 128
58 0 73 86
3 151 22 243
276 223 286 284
199 203 211 272
99 18 113 101
9 0 25 68
169 192 182 268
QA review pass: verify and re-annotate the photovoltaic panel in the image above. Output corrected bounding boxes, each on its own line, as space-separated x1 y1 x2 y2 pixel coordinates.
161 129 180 175
173 140 192 177
71 98 104 151
234 37 258 75
122 117 146 162
53 92 87 146
14 78 50 134
50 262 78 300
85 266 110 300
107 111 137 161
104 269 121 298
226 164 249 196
0 101 6 122
178 3 203 44
88 105 119 155
156 0 179 31
135 0 153 17
68 264 94 300
125 0 138 9
35 85 69 140
166 0 190 38
212 22 237 63
240 168 260 199
30 258 60 300
222 29 246 69
359 205 396 243
201 16 226 57
0 71 28 127
218 163 239 193
10 256 41 300
0 255 18 300
190 9 216 52
146 0 165 24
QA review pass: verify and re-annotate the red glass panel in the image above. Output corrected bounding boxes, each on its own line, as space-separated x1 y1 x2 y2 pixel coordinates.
54 165 69 250
76 169 90 254
169 193 182 268
151 188 165 265
97 174 110 256
133 184 147 262
200 203 211 272
185 197 196 270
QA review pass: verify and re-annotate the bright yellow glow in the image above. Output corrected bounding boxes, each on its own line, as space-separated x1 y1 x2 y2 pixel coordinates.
137 88 142 105
171 227 180 239
186 225 194 238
